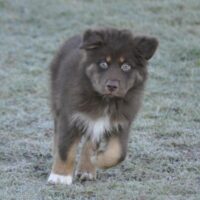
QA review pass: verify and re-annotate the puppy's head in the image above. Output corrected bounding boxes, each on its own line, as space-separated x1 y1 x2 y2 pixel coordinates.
80 28 158 98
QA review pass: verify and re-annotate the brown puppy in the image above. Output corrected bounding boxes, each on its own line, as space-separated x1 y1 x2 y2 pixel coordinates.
47 28 158 185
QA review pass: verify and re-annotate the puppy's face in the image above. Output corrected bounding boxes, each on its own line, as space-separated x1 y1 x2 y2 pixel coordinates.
80 29 158 98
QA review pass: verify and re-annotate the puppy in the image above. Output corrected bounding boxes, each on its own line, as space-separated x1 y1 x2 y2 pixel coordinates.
47 28 158 185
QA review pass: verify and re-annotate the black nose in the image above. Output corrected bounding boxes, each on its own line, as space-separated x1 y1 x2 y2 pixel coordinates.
106 80 119 92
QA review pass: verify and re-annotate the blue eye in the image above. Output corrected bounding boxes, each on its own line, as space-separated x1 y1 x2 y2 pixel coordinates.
99 62 108 69
121 63 131 72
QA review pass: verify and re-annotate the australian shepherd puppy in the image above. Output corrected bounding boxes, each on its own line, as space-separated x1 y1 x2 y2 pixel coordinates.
47 28 158 185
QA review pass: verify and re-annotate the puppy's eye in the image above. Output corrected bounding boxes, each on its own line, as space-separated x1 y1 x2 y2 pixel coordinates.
99 62 108 69
121 63 131 72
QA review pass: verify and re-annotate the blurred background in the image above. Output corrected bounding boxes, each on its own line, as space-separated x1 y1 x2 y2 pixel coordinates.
0 0 200 199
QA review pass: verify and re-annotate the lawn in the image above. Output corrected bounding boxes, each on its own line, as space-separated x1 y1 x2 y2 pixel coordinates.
0 0 200 199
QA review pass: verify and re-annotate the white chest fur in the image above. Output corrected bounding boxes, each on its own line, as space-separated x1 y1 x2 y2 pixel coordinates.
71 112 120 142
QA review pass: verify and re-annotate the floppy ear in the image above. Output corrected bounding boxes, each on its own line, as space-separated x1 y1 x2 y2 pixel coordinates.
80 29 104 50
134 36 159 60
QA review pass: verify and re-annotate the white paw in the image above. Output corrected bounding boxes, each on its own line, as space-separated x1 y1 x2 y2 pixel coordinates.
47 173 72 185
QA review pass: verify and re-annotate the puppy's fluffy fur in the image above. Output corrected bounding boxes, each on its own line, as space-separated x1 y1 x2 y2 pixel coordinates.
48 28 158 185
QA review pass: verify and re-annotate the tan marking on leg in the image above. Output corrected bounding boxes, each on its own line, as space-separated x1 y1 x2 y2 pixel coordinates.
76 139 96 180
91 136 122 169
48 133 79 185
52 140 78 175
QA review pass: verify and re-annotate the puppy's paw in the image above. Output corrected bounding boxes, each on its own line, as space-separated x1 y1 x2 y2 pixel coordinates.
47 173 72 185
76 171 96 182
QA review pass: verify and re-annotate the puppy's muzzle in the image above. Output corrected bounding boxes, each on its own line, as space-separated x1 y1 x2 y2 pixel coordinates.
105 80 119 93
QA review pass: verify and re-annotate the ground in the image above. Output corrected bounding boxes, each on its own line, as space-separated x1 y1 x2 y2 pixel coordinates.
0 0 200 199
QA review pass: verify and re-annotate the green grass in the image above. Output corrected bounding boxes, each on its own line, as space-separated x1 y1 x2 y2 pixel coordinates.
0 0 200 199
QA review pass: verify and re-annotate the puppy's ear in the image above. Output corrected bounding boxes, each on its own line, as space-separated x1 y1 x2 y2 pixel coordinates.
80 29 104 50
134 36 159 60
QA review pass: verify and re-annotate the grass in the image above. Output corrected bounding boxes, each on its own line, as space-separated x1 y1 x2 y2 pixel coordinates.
0 0 200 199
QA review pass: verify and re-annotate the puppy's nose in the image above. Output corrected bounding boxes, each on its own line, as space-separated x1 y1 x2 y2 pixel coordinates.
106 80 119 92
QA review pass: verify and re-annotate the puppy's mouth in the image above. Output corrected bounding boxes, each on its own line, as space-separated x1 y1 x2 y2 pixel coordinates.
103 91 125 98
104 93 115 98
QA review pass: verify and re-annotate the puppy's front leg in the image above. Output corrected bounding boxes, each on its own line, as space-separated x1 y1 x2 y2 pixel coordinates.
76 138 96 181
48 117 79 185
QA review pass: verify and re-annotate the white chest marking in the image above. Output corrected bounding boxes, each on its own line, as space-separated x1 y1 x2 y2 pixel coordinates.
71 112 120 142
